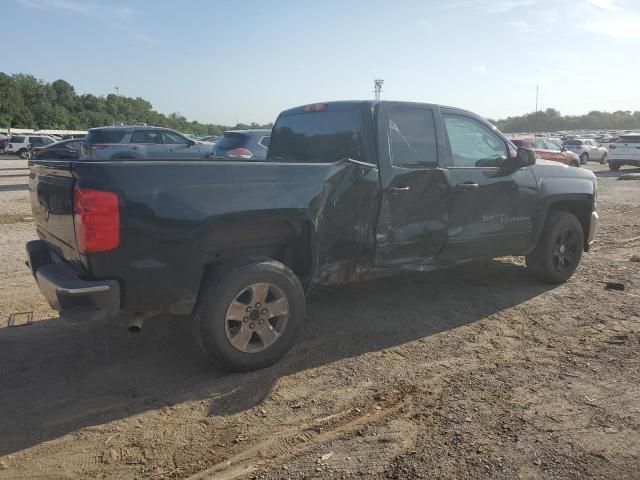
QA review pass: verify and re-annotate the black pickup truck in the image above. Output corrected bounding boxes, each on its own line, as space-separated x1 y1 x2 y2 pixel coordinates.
27 101 599 371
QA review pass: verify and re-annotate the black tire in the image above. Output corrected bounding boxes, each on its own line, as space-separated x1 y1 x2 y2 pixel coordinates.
580 153 588 165
193 257 305 372
600 153 607 165
570 160 580 167
525 211 584 284
18 149 29 159
609 162 620 171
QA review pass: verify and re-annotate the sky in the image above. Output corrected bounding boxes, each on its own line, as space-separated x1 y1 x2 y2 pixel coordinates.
3 0 640 125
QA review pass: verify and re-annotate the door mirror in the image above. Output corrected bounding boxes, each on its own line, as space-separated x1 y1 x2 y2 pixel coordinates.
561 146 567 152
187 139 196 147
515 147 536 168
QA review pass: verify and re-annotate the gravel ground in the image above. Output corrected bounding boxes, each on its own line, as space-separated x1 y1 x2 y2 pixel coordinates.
0 160 638 479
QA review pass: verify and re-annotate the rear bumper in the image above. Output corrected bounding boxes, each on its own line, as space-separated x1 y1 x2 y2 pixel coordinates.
587 211 598 245
26 240 120 320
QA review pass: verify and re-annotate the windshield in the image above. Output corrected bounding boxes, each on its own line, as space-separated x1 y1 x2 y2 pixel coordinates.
268 109 364 163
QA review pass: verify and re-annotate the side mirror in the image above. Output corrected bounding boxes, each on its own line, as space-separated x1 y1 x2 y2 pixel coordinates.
515 147 536 168
187 139 196 147
561 146 567 152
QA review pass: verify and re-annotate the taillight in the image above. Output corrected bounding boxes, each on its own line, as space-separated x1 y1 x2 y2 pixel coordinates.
33 149 46 156
74 187 120 254
227 148 254 159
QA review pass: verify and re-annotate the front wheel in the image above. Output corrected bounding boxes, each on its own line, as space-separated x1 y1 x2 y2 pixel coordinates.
18 149 30 159
580 153 588 165
600 153 607 164
526 211 584 284
193 258 305 371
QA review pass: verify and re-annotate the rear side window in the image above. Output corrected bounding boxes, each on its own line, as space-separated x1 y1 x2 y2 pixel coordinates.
563 140 583 146
269 109 364 163
85 130 127 144
259 136 271 148
216 133 248 150
616 136 640 143
10 136 25 143
388 108 437 167
131 131 163 144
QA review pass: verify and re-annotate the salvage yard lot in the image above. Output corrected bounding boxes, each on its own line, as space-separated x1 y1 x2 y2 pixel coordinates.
0 156 638 479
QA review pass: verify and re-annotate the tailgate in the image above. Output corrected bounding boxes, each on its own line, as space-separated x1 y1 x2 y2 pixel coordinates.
29 160 79 261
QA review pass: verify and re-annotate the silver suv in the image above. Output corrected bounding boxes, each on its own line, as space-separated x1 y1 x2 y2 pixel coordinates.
561 138 608 165
79 126 210 160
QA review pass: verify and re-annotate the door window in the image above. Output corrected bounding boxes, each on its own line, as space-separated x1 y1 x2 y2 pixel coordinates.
162 131 189 145
443 115 508 167
131 131 164 144
388 108 438 167
532 139 546 149
544 139 562 151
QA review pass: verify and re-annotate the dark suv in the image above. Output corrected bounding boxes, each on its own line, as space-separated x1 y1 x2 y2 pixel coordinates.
80 126 211 160
210 129 271 160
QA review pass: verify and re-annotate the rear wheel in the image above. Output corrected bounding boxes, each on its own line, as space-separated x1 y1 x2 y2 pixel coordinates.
193 258 305 371
609 162 620 171
18 149 29 159
600 152 607 164
580 153 588 165
526 211 584 284
570 160 580 167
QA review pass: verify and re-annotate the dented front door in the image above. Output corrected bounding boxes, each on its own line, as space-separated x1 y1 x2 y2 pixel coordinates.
374 103 451 266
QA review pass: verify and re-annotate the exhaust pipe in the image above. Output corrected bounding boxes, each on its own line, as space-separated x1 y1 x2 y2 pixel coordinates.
128 316 144 333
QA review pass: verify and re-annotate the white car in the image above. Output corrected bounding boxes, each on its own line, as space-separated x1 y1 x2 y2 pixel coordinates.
6 135 56 159
562 138 608 165
608 134 640 171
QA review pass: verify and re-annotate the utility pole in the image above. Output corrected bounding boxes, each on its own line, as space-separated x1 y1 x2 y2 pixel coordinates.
534 84 539 134
374 79 384 101
115 86 120 96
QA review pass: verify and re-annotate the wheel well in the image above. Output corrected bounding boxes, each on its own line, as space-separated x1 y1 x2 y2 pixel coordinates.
547 200 591 241
201 219 314 288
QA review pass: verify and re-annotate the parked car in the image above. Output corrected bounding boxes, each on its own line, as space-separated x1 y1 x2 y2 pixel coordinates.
32 138 81 160
200 135 220 143
0 136 8 154
26 100 598 371
79 126 211 160
6 135 56 159
607 134 640 170
562 139 608 164
510 136 581 166
210 130 270 160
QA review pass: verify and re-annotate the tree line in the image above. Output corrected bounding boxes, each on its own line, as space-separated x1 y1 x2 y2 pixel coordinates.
491 108 640 133
0 73 272 135
2 73 639 135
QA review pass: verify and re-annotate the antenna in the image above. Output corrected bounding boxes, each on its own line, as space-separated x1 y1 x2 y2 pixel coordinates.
374 79 384 101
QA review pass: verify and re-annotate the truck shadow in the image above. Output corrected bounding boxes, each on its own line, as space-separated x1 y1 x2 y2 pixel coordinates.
594 167 640 178
0 259 554 456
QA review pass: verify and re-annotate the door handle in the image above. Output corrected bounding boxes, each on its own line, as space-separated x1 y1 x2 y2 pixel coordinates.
455 182 479 190
390 186 410 192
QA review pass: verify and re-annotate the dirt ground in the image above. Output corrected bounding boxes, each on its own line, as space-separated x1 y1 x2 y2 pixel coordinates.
0 157 638 480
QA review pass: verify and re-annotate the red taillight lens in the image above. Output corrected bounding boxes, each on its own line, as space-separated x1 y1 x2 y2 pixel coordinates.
33 149 46 156
303 103 327 112
227 148 254 159
74 187 120 254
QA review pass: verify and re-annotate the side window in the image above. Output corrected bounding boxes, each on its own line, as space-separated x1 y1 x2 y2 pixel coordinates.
544 139 561 151
388 108 438 167
443 115 508 167
532 139 546 149
42 137 54 145
30 137 43 146
162 131 189 145
259 136 271 148
131 130 163 144
68 141 80 150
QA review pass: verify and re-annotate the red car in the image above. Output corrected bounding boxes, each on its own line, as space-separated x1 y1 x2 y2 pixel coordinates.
511 136 581 167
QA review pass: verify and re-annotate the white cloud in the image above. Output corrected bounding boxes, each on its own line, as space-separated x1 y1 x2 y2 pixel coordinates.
129 31 163 46
507 20 531 32
18 0 92 14
583 17 640 38
585 0 620 11
472 65 488 74
485 0 536 13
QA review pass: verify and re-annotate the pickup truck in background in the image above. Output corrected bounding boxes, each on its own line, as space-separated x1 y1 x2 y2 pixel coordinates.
26 101 599 371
